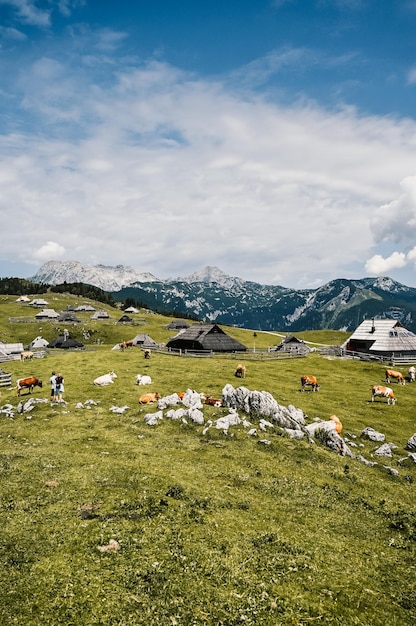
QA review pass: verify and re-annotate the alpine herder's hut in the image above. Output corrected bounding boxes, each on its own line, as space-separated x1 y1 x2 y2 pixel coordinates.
91 310 110 320
131 334 159 349
58 312 81 323
275 334 311 355
164 319 190 330
28 336 49 350
47 335 84 349
342 319 416 359
166 323 247 353
35 308 59 320
117 315 133 324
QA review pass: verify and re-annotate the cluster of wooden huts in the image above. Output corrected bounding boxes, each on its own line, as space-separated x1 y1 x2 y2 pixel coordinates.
10 295 416 359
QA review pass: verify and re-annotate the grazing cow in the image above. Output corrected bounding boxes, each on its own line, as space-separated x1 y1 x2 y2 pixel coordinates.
408 366 415 383
300 375 320 392
17 376 43 396
20 351 34 361
234 363 246 378
93 372 117 386
136 374 152 385
371 385 396 404
385 369 405 385
144 349 151 359
139 392 160 404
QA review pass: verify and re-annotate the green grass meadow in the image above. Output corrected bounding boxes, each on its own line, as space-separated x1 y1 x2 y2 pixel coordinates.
0 294 415 625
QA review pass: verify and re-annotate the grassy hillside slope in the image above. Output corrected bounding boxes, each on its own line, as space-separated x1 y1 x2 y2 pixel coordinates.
0 294 415 625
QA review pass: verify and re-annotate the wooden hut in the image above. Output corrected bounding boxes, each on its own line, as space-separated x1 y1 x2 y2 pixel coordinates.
166 323 247 353
342 318 416 359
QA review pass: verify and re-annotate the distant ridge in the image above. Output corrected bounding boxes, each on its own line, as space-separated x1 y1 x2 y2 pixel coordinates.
31 260 159 292
31 260 416 332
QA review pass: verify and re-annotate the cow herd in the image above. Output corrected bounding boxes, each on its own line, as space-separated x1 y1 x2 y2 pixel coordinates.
299 366 416 406
13 360 416 411
370 367 416 405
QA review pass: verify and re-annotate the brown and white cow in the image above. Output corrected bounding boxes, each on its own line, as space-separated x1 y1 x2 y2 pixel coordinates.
204 395 223 407
371 385 396 404
300 375 319 392
17 376 43 396
139 392 160 404
385 369 405 385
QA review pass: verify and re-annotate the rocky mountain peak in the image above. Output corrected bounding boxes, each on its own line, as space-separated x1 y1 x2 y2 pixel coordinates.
31 260 159 292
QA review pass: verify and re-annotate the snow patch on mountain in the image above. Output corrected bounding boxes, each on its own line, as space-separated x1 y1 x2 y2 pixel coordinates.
31 260 159 292
171 266 246 290
372 276 409 293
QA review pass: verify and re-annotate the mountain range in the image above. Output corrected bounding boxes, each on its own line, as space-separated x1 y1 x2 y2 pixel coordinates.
31 260 416 332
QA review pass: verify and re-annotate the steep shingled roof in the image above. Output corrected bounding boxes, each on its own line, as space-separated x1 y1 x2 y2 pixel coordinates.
166 323 247 352
342 319 416 354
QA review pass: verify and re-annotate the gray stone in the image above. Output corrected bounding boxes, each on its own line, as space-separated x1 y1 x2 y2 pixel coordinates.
405 433 416 452
361 427 385 442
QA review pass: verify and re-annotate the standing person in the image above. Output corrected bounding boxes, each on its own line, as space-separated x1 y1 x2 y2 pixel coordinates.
55 372 65 403
50 371 57 403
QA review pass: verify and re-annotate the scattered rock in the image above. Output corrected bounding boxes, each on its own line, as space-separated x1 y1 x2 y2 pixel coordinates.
383 466 399 477
355 455 378 467
374 443 397 457
405 433 416 452
361 427 385 442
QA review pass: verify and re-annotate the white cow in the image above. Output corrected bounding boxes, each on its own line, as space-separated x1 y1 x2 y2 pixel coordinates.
408 366 415 382
93 372 117 386
136 374 152 385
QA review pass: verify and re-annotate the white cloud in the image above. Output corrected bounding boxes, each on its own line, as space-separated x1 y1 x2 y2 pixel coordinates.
365 244 416 277
1 52 416 286
365 252 407 275
32 242 66 263
0 25 27 40
370 176 416 244
407 66 416 85
57 1 85 18
0 0 82 28
407 246 416 261
0 0 51 27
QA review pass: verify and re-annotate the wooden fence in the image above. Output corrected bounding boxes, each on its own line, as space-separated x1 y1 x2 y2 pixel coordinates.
0 371 12 387
0 350 47 364
8 316 37 323
336 349 416 365
155 347 306 361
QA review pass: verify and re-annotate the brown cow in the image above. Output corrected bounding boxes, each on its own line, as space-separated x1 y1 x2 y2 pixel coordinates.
234 363 246 378
139 392 160 404
385 369 405 385
17 376 43 396
300 375 319 392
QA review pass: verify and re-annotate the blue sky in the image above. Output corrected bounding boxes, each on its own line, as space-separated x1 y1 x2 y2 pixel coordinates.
1 0 416 288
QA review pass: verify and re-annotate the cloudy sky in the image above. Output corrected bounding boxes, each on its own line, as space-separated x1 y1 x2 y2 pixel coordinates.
1 0 416 288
